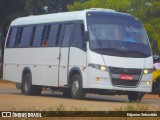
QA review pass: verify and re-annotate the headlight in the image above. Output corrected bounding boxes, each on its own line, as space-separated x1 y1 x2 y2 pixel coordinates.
143 68 153 74
88 63 107 71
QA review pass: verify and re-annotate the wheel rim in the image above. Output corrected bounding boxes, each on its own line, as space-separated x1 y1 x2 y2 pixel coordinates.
72 79 79 96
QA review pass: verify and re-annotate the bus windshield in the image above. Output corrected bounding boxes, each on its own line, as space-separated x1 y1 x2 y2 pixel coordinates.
87 12 152 58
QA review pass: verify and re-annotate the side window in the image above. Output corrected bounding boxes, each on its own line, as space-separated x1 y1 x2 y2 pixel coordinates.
7 27 18 47
20 26 33 47
32 25 44 47
61 24 74 47
48 24 61 47
14 27 23 47
41 25 51 46
72 24 85 49
6 27 13 47
30 26 36 46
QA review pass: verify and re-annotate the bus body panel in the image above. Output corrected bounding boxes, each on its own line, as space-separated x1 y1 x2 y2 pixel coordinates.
59 48 69 86
69 47 87 87
86 49 153 92
3 48 60 86
102 56 146 68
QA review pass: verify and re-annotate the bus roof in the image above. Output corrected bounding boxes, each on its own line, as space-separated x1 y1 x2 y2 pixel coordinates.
10 8 132 26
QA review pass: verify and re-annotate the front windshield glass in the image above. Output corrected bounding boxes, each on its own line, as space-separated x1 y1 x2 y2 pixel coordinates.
87 12 151 58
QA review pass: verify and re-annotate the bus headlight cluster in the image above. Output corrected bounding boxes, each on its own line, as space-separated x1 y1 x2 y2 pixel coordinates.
143 68 153 74
88 63 107 71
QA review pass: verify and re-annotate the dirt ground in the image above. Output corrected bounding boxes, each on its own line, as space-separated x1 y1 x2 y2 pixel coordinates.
0 80 159 112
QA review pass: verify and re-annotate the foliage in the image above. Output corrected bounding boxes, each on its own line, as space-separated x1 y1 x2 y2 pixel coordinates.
0 0 73 39
67 0 160 54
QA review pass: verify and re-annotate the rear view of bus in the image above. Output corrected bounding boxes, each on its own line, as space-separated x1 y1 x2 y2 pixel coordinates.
86 10 153 102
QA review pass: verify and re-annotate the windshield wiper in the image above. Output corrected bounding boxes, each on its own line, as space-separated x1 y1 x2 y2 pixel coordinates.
126 50 147 57
93 48 126 56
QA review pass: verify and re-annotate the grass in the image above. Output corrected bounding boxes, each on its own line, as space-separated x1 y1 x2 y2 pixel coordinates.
1 104 159 120
114 103 160 111
31 104 87 112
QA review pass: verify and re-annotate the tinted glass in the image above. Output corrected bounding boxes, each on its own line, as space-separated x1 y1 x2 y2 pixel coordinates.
8 27 18 47
32 25 44 47
48 24 60 47
30 26 36 46
72 24 85 49
6 27 12 47
87 12 151 58
41 25 51 46
20 26 33 47
14 27 23 47
61 24 74 47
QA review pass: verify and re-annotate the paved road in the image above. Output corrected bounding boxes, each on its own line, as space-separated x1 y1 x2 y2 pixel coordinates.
0 81 159 111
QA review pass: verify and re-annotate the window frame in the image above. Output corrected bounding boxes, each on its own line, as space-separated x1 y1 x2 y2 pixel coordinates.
60 23 75 47
14 27 23 47
20 26 34 47
6 20 84 49
6 27 18 48
71 21 86 51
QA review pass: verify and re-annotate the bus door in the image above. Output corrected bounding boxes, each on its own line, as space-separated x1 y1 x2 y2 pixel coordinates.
58 23 75 86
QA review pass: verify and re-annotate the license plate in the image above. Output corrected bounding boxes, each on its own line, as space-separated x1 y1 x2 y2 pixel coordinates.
120 74 133 80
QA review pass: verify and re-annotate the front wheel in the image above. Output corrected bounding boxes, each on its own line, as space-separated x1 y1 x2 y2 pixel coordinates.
127 92 145 103
70 74 86 99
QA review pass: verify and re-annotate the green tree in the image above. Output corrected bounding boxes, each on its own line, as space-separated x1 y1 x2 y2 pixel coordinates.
0 0 72 39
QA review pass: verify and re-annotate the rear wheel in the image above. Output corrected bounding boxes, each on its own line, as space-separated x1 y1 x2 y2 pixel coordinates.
70 74 86 99
21 73 42 95
127 92 145 103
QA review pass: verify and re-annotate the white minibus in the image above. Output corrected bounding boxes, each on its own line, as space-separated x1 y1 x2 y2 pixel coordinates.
3 8 153 102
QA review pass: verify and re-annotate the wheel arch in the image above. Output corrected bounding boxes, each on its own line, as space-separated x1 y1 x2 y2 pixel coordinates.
68 67 83 87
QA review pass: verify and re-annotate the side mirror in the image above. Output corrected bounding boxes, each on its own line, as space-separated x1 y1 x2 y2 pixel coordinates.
83 31 89 42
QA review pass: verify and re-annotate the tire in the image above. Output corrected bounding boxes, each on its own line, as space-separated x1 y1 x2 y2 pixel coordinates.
21 73 42 95
63 88 71 98
127 92 145 103
70 74 86 99
16 83 22 89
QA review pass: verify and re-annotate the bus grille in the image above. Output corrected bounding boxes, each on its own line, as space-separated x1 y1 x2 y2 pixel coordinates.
112 79 139 86
108 67 142 87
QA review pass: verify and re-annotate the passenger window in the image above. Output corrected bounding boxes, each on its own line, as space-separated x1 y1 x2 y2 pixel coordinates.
6 27 13 47
7 27 18 47
72 24 85 50
32 25 44 47
14 27 23 47
30 26 36 46
41 25 51 46
20 26 33 47
61 24 74 47
48 24 60 47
